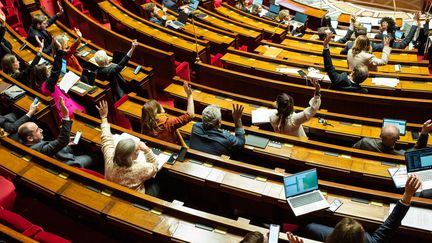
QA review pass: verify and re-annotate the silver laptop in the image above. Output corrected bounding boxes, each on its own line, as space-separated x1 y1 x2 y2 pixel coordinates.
289 12 307 28
168 11 189 29
405 148 432 190
283 168 329 216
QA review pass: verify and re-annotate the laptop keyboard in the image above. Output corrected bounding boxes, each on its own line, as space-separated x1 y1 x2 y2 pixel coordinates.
74 81 93 90
290 191 322 208
416 171 432 182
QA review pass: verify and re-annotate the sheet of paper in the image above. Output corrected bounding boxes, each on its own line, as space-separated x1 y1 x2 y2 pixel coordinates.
307 72 330 82
251 108 277 124
389 204 432 231
59 71 80 93
276 67 300 74
387 166 407 188
156 152 171 171
372 77 400 88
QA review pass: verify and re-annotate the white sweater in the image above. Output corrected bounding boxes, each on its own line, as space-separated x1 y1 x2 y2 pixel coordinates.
347 46 391 72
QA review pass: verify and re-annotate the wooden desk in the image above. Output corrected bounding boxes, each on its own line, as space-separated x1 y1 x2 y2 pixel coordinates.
196 62 432 124
0 223 39 243
62 0 177 81
215 3 286 41
99 0 210 64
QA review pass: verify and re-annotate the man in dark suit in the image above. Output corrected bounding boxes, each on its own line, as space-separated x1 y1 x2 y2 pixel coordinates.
290 175 421 243
93 39 138 101
18 97 94 168
322 32 368 93
26 1 63 55
353 119 431 155
0 102 39 134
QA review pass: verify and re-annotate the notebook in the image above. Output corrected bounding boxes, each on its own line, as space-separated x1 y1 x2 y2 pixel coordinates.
405 148 432 190
284 169 329 216
251 108 277 124
382 118 406 136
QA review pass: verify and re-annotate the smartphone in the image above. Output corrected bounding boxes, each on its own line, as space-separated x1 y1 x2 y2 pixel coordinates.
73 131 82 145
297 69 307 79
411 131 419 140
133 65 142 75
166 153 178 165
328 199 343 212
268 224 280 243
32 97 39 105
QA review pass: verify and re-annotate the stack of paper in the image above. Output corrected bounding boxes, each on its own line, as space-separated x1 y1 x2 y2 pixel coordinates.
372 78 400 88
251 108 277 124
59 71 80 93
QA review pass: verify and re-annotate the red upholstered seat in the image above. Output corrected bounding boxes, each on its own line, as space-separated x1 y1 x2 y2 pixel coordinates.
0 176 16 210
0 207 42 237
175 61 191 81
238 45 248 52
214 0 222 8
114 95 132 130
34 231 72 243
211 53 224 68
78 168 104 179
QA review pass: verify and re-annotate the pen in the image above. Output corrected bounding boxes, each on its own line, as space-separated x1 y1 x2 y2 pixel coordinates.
10 90 22 93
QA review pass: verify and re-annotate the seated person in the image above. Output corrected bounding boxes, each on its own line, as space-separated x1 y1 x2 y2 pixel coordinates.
141 81 194 144
375 16 396 41
270 79 321 137
26 1 63 55
2 36 44 87
0 11 12 61
353 119 431 155
18 97 95 168
143 2 171 27
250 4 265 17
97 100 160 196
293 175 421 243
93 40 138 101
414 15 430 54
347 35 391 72
52 28 83 72
278 10 291 24
0 102 39 134
190 104 245 156
163 0 179 13
334 15 358 44
235 0 251 12
323 32 368 93
32 41 86 119
339 25 385 55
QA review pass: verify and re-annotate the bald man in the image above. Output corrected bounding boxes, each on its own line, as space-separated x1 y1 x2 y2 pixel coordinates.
353 119 432 155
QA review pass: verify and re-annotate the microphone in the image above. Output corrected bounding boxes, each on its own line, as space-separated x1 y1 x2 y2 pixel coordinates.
190 12 201 63
270 20 283 39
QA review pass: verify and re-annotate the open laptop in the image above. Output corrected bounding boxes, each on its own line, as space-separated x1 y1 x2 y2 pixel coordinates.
188 0 200 11
252 0 263 5
289 12 307 29
283 169 329 216
383 118 407 136
405 148 432 190
168 11 189 29
264 4 280 19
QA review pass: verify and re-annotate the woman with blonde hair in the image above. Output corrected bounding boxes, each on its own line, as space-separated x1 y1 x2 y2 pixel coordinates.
52 28 83 72
347 35 391 72
141 81 194 144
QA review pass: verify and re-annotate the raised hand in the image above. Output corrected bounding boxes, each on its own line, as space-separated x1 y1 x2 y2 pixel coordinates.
287 232 304 243
131 39 138 48
310 78 321 94
59 96 69 119
384 36 391 46
57 1 64 15
232 104 244 127
183 81 192 97
350 15 356 25
401 174 422 204
323 31 333 47
0 10 5 26
414 11 420 23
74 28 82 38
421 119 432 134
96 100 109 119
27 101 40 117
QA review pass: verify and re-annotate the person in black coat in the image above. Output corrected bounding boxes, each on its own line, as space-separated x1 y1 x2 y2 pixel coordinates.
0 11 12 61
26 1 63 55
323 32 368 93
93 40 138 101
0 102 39 134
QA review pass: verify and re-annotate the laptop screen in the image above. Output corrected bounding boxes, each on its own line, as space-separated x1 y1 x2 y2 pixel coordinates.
395 30 403 39
294 12 307 24
178 11 189 24
189 0 200 10
383 118 406 135
252 0 263 5
269 4 280 14
284 169 318 198
405 148 432 173
363 23 372 33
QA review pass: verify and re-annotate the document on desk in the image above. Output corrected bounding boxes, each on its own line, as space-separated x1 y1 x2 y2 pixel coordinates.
307 72 330 82
372 77 400 88
59 71 80 93
276 67 300 74
251 108 277 124
389 204 432 231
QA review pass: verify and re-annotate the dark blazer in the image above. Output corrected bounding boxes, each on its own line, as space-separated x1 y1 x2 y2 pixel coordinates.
163 0 179 12
29 119 74 162
190 122 245 156
11 52 42 87
96 54 130 101
0 26 12 60
335 28 353 44
26 14 59 55
149 16 166 27
45 50 65 93
353 133 428 155
302 200 410 243
0 113 30 134
323 48 368 93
